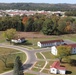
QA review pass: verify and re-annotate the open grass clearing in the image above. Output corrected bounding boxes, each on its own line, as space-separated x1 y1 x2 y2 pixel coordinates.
31 61 45 72
36 53 44 59
31 67 41 72
33 51 76 75
69 54 76 60
42 51 56 59
24 73 36 75
34 61 45 68
0 31 76 49
42 69 50 74
45 61 54 69
0 47 26 73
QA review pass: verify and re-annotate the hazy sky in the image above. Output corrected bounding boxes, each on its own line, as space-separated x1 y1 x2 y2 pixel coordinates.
0 0 76 4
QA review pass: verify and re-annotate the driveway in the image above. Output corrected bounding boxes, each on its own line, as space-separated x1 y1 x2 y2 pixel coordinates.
0 39 76 75
0 44 50 75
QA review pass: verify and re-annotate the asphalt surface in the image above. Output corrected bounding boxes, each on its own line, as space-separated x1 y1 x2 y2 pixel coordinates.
0 39 76 75
0 44 51 75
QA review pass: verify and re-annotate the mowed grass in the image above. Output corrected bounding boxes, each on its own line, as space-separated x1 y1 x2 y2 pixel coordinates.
24 34 76 49
0 31 76 49
35 51 76 75
0 47 26 73
42 51 56 59
31 61 45 72
24 73 36 75
36 53 44 59
25 33 76 46
34 61 45 68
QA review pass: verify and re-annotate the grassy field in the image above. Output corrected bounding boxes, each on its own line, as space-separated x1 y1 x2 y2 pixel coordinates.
24 73 36 75
0 47 26 73
33 51 76 75
0 32 76 49
36 53 44 59
42 51 56 59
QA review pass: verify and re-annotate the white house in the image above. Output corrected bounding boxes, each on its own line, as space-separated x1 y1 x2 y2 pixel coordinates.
51 44 76 55
51 46 58 55
11 37 25 43
37 39 64 47
50 61 66 74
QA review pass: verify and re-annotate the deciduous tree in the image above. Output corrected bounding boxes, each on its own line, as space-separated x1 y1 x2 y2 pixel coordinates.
56 45 71 62
3 28 17 43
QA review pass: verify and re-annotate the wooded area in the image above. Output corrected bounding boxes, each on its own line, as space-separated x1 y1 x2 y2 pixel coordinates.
0 14 76 35
0 3 76 11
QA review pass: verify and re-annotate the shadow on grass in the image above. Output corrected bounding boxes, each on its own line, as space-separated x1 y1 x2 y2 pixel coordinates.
66 70 72 74
7 63 14 68
70 59 76 66
23 64 33 70
13 40 32 45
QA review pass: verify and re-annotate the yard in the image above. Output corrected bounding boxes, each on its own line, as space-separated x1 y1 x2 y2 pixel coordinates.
24 73 36 75
0 32 76 49
0 47 26 73
32 51 76 75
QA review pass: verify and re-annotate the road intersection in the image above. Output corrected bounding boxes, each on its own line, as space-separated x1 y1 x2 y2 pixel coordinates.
0 39 75 75
0 44 51 75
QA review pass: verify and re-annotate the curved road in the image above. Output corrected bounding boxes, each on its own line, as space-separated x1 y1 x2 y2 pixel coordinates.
0 44 50 75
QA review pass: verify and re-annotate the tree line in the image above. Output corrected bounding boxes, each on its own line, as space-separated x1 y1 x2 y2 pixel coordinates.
0 14 76 35
65 11 76 16
0 3 76 11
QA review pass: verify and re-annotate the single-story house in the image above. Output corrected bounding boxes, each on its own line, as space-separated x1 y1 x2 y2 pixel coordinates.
37 39 64 47
50 61 66 74
51 44 76 55
67 44 76 54
11 37 25 43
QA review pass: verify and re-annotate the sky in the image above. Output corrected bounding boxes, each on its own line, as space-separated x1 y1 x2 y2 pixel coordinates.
0 0 76 4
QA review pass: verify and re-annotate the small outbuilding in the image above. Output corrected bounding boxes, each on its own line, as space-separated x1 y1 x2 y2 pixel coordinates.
50 61 66 74
51 44 76 55
11 37 25 43
37 39 64 47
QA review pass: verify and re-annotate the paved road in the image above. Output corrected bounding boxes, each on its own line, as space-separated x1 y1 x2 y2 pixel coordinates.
0 39 76 75
0 44 50 75
64 39 76 44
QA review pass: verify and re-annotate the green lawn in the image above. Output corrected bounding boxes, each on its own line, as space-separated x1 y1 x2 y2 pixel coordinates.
45 61 54 69
42 51 56 59
34 61 45 68
70 55 76 60
24 73 36 75
0 31 76 49
0 47 26 73
36 53 44 59
34 51 76 75
31 67 41 72
31 61 45 72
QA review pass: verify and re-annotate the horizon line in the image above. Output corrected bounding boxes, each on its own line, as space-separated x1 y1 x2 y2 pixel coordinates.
0 2 76 4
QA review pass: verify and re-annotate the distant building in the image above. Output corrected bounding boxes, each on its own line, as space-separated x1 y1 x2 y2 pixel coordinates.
67 44 76 54
11 37 25 43
50 61 66 74
37 39 64 47
51 44 76 55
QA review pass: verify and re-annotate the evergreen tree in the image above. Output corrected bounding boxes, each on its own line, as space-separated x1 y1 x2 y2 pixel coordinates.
13 56 24 75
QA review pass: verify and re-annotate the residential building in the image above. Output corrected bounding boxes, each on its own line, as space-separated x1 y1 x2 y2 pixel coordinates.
50 61 66 74
51 44 76 55
37 39 64 47
11 37 25 43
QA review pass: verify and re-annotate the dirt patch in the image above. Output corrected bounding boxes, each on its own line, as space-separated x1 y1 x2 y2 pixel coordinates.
17 32 55 38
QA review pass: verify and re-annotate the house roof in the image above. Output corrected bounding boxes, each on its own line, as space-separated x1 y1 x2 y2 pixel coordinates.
39 39 64 44
66 44 76 48
51 61 66 70
12 37 25 40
